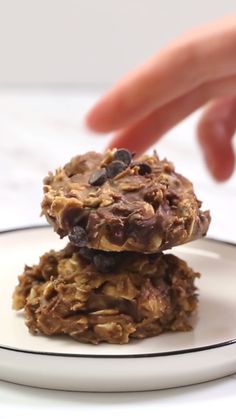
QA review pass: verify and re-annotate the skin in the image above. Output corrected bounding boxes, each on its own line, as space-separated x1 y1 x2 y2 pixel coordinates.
86 16 236 181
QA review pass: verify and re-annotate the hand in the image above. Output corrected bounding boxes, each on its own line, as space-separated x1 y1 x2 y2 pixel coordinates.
86 16 236 181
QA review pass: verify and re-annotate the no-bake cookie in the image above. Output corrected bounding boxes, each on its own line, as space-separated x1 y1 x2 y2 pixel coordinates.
42 149 210 253
13 244 199 344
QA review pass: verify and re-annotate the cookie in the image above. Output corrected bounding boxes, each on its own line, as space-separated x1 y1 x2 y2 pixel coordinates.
42 149 210 253
13 244 199 344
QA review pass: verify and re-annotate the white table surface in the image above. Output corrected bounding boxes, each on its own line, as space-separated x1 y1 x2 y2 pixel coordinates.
0 88 236 417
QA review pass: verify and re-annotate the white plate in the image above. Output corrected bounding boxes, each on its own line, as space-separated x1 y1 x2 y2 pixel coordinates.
0 227 235 392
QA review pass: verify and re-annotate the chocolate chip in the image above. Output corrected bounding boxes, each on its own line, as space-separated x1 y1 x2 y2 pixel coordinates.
93 252 118 273
106 160 127 178
68 226 88 247
89 168 107 186
114 149 132 166
136 163 152 175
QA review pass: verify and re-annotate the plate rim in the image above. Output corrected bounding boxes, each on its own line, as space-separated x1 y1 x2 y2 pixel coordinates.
1 225 236 360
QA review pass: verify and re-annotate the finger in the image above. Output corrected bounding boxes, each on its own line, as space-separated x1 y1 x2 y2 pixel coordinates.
86 16 236 133
109 88 205 154
109 74 236 154
197 96 236 181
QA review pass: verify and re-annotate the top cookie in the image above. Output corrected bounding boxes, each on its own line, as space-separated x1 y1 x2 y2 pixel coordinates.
42 149 210 253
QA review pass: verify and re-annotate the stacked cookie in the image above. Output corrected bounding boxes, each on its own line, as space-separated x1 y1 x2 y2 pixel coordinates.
13 149 210 344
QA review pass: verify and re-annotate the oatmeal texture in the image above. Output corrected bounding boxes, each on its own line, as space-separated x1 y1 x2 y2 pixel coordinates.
13 244 199 344
41 149 210 253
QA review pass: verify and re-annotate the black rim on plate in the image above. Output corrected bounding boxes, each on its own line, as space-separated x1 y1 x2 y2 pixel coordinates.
0 225 235 359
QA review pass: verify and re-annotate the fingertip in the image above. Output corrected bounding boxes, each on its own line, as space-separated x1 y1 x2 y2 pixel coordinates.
85 107 110 133
198 129 235 182
85 87 134 133
197 110 236 181
206 155 235 182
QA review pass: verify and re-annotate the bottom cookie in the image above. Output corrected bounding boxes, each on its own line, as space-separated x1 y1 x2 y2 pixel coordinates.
13 244 199 344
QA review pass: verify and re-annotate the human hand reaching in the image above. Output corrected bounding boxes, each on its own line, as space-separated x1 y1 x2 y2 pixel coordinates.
86 16 236 181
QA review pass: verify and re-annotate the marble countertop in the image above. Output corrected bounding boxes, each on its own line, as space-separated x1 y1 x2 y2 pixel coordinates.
0 88 236 417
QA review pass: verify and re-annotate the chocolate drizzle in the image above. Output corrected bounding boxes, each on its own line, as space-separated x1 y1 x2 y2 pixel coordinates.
42 149 211 253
